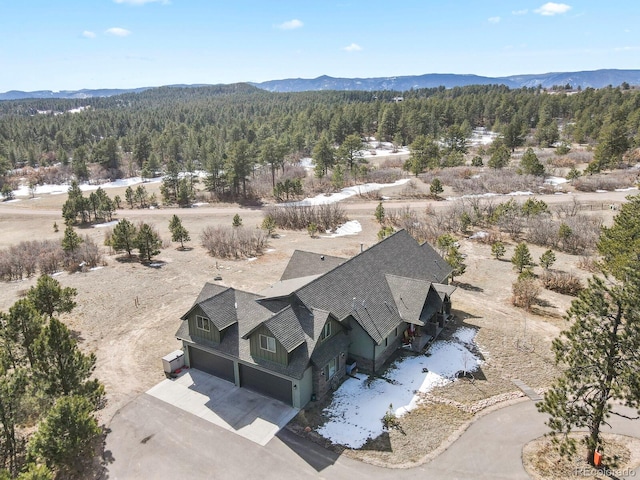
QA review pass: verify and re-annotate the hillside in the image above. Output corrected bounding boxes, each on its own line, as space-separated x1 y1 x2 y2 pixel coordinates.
2 69 640 100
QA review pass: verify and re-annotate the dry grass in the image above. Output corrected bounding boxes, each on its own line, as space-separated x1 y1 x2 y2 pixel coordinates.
523 433 640 480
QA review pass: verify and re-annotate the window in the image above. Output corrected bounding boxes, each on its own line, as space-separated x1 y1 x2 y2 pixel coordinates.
320 321 331 341
259 334 276 353
196 315 210 332
324 356 338 379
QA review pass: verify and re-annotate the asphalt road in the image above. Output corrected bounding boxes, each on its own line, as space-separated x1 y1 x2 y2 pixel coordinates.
104 394 640 480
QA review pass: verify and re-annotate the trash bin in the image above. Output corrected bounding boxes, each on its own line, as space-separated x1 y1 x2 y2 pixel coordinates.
162 350 185 374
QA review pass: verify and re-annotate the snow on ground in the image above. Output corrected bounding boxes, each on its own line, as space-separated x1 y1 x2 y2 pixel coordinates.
316 329 482 449
615 186 638 192
468 231 488 240
285 179 410 206
323 220 362 238
507 191 534 196
362 140 409 158
544 176 568 186
468 128 498 147
12 176 164 198
92 220 119 228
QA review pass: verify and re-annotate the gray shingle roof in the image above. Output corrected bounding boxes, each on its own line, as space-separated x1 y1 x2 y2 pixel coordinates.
294 230 451 343
385 274 431 325
258 274 322 299
280 250 345 281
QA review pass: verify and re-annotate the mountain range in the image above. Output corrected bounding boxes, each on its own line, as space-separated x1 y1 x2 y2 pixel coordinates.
2 69 640 101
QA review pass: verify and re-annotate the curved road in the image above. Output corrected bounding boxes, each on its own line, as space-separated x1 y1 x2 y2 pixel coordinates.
104 395 639 479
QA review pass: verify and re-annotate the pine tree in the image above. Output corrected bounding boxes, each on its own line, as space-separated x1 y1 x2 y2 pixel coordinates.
27 396 101 474
107 219 137 258
169 215 190 249
26 275 77 320
135 223 161 262
511 242 533 273
33 318 102 401
520 147 544 176
261 215 277 238
232 214 242 228
491 241 506 260
539 249 556 270
430 178 443 196
61 226 83 255
538 272 640 465
597 194 640 280
445 246 466 282
374 202 385 224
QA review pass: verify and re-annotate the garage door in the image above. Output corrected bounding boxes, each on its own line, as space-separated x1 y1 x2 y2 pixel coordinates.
188 346 234 383
239 364 292 406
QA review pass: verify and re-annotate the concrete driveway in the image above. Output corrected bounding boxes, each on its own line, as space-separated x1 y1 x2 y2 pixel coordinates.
146 369 298 446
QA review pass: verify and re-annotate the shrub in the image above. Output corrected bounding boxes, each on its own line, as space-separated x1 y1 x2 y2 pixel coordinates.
201 226 268 259
264 203 346 231
540 271 583 296
511 276 540 311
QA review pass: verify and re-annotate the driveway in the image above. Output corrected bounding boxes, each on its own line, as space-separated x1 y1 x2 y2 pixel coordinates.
104 395 640 480
145 369 298 446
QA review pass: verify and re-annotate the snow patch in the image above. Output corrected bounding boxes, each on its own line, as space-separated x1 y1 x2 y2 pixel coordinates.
544 176 568 186
469 231 488 240
324 220 362 238
316 329 481 448
92 220 119 228
285 179 410 206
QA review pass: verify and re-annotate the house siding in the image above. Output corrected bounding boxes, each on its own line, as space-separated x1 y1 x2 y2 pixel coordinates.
318 317 340 344
187 305 221 344
249 325 288 365
295 366 313 408
312 354 346 400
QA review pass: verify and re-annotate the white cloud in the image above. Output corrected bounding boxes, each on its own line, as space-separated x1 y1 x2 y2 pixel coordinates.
342 43 362 52
277 19 303 30
114 0 168 5
535 2 571 16
512 9 528 15
105 27 132 37
82 30 96 39
488 16 501 24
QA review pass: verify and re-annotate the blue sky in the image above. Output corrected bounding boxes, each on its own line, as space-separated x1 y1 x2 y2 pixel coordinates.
1 1 638 92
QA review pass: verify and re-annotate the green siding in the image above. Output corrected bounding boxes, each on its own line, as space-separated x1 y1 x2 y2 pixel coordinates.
249 325 288 365
318 317 340 344
295 366 313 408
187 305 220 343
347 319 374 359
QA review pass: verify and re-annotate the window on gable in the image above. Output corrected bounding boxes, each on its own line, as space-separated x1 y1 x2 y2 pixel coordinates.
323 356 338 379
259 334 276 353
320 321 331 341
196 315 210 332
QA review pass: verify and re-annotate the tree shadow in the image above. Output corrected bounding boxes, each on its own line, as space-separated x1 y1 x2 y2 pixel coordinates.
176 247 194 252
455 282 484 292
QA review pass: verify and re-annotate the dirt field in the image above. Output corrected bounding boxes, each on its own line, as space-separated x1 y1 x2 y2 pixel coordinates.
0 180 629 433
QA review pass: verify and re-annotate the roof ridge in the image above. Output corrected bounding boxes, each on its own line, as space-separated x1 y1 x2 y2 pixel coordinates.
293 229 411 298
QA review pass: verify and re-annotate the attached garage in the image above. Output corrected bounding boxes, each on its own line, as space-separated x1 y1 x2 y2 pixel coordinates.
188 346 234 383
239 364 293 406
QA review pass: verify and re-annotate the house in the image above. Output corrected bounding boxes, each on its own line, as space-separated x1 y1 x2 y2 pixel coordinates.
175 229 454 408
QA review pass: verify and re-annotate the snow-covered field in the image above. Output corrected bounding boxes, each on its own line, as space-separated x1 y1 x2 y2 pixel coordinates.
316 327 481 449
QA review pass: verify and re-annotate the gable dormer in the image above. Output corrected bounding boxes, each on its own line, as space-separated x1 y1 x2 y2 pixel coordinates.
181 286 238 344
